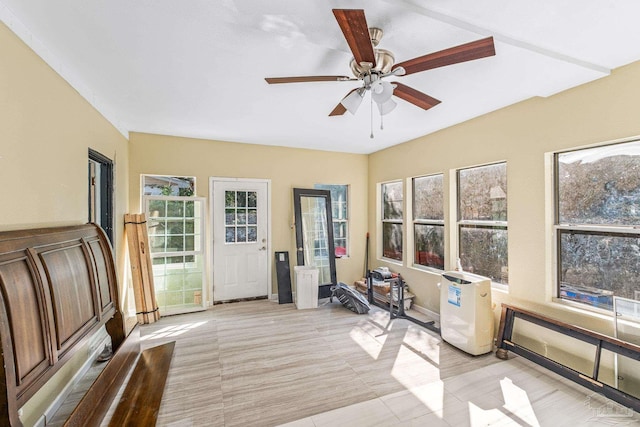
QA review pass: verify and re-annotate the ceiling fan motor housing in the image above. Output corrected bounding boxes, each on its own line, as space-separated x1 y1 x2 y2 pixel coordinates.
350 48 395 78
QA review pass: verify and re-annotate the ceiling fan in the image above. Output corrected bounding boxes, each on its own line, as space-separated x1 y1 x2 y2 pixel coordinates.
265 9 496 119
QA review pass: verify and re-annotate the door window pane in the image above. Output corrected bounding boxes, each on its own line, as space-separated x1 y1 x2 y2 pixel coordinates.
226 227 236 243
224 190 259 244
237 191 247 207
248 209 257 225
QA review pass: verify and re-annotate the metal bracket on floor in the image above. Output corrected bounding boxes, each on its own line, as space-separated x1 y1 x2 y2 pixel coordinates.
366 272 440 334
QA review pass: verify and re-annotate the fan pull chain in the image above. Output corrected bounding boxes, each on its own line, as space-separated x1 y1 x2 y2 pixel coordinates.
370 94 374 139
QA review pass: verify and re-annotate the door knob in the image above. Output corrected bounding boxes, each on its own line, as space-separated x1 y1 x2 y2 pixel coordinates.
259 246 266 251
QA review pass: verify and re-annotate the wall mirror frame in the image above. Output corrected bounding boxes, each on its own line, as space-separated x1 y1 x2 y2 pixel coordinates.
293 188 337 299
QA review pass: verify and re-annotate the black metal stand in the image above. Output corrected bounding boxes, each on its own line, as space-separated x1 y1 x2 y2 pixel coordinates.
366 272 440 334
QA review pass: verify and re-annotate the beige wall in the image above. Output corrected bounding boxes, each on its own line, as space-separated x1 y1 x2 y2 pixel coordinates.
368 60 640 336
128 132 368 301
0 20 130 282
0 22 130 425
4 8 640 419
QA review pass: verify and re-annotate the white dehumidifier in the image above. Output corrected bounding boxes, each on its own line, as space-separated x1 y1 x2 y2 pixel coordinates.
440 271 494 355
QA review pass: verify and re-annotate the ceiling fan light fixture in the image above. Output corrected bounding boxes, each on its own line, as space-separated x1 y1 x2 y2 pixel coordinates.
341 87 366 114
371 80 394 104
377 98 397 116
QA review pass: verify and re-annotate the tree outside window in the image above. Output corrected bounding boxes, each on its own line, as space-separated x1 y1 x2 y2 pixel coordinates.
382 181 403 261
556 140 640 310
458 163 508 284
413 174 444 269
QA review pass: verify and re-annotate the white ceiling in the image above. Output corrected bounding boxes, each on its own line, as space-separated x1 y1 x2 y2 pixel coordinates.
2 0 640 154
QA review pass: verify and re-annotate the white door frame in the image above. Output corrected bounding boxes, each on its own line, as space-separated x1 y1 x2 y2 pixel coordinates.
209 177 272 302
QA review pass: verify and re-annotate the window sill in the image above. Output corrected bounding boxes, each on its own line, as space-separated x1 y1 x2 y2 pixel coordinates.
379 257 403 267
550 297 614 322
491 282 509 293
410 264 445 276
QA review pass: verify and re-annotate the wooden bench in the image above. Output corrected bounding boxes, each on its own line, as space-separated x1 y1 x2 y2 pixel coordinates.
0 224 173 426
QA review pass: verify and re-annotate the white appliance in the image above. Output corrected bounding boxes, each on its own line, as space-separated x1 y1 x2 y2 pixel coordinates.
440 271 494 355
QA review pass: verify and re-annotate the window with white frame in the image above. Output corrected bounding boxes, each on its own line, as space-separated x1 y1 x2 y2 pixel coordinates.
381 181 403 261
555 140 640 311
314 184 349 257
144 196 206 315
457 162 508 284
141 175 203 315
413 174 444 269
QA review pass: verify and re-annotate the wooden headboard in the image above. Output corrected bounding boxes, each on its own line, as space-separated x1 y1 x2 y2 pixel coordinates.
0 224 128 426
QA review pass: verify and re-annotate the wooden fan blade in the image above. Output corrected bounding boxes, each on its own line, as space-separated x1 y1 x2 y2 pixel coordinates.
333 9 376 69
392 82 441 110
329 88 359 116
265 76 354 84
393 37 495 76
329 103 347 116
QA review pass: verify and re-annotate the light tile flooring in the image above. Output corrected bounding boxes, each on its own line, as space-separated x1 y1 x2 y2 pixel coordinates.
138 299 639 427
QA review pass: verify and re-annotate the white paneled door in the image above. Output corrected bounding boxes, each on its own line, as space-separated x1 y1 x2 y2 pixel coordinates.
211 179 270 301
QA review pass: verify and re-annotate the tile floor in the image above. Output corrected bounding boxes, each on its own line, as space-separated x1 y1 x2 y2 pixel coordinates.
137 299 639 427
278 356 640 427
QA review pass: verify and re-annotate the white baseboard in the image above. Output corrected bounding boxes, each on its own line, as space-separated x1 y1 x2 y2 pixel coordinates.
410 303 440 323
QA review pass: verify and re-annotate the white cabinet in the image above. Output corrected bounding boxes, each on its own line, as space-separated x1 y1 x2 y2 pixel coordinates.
294 266 319 309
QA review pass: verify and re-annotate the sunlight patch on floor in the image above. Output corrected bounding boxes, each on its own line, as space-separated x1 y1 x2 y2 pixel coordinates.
141 321 208 341
391 344 441 390
468 401 513 426
403 325 441 365
349 324 388 360
500 377 540 426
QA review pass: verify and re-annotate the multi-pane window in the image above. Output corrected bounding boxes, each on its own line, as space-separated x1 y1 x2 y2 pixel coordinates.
555 140 640 311
142 175 203 315
413 174 444 269
382 181 403 261
145 196 206 315
314 184 349 257
457 163 508 284
225 190 258 244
